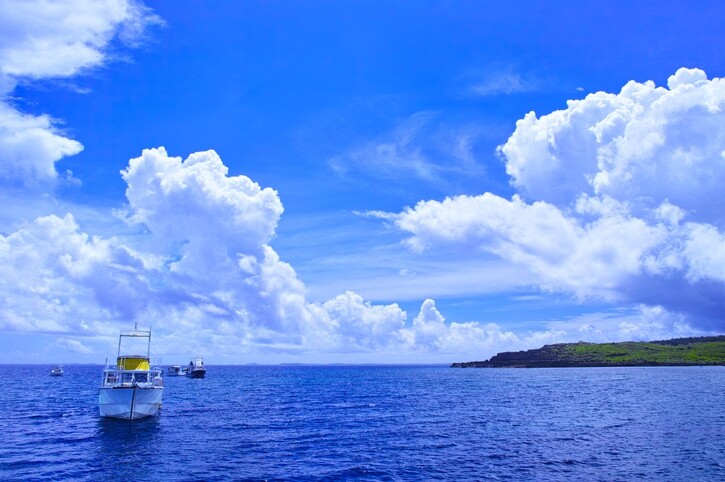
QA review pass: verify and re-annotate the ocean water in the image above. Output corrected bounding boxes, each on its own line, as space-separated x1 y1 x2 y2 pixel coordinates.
1 365 723 481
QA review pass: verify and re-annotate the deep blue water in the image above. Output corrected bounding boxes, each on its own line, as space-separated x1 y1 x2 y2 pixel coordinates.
1 365 724 481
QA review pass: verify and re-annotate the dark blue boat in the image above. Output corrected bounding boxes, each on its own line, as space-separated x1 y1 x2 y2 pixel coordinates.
186 357 206 378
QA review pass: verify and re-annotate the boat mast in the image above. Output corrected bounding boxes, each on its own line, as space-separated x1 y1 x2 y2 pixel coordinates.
116 322 153 360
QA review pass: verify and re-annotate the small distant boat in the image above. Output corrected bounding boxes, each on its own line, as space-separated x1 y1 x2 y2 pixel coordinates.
167 365 183 377
99 324 164 420
186 357 206 378
51 365 63 376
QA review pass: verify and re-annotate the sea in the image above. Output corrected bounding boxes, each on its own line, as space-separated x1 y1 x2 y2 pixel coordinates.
1 365 723 481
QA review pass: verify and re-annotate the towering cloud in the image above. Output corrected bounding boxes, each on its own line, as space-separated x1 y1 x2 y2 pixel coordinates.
121 147 284 272
502 68 725 221
2 145 531 361
118 147 323 340
394 69 725 330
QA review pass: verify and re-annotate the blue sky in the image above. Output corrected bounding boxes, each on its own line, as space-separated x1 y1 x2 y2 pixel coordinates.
1 0 724 364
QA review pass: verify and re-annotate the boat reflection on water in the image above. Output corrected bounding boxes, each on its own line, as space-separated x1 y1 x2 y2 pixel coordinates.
98 415 161 434
96 416 162 477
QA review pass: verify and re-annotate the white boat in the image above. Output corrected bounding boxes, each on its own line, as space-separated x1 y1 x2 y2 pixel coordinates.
99 324 164 420
50 365 63 376
186 357 206 378
166 365 183 376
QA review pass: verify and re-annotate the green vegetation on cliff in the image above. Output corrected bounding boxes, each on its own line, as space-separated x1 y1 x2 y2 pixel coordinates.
451 336 725 368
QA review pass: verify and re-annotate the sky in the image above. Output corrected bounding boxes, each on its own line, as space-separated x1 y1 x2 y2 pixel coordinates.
1 0 724 364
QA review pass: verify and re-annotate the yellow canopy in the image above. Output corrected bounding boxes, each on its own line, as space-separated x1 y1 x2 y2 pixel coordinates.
117 356 150 370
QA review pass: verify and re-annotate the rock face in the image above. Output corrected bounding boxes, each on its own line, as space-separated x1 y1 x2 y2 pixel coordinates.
451 336 725 368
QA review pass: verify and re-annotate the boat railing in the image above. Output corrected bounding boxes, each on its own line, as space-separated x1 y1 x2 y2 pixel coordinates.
101 363 164 388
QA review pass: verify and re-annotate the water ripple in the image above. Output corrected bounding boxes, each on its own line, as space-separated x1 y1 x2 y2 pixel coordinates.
1 365 724 481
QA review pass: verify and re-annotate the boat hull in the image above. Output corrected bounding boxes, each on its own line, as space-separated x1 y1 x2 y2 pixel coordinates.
99 386 163 420
187 369 206 378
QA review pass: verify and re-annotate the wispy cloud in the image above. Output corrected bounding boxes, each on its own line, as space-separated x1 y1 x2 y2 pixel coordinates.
328 112 486 186
466 69 537 97
56 337 93 354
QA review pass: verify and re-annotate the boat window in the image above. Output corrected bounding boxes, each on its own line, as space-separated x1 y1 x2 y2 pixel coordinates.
135 373 148 383
122 373 134 383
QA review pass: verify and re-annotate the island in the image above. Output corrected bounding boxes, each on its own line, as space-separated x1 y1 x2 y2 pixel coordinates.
451 336 725 368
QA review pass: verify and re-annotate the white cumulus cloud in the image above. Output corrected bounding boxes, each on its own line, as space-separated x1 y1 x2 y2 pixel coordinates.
0 102 83 183
121 147 284 271
500 68 725 221
0 212 149 333
322 291 407 351
1 145 610 362
0 0 160 81
0 0 160 184
393 68 725 332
